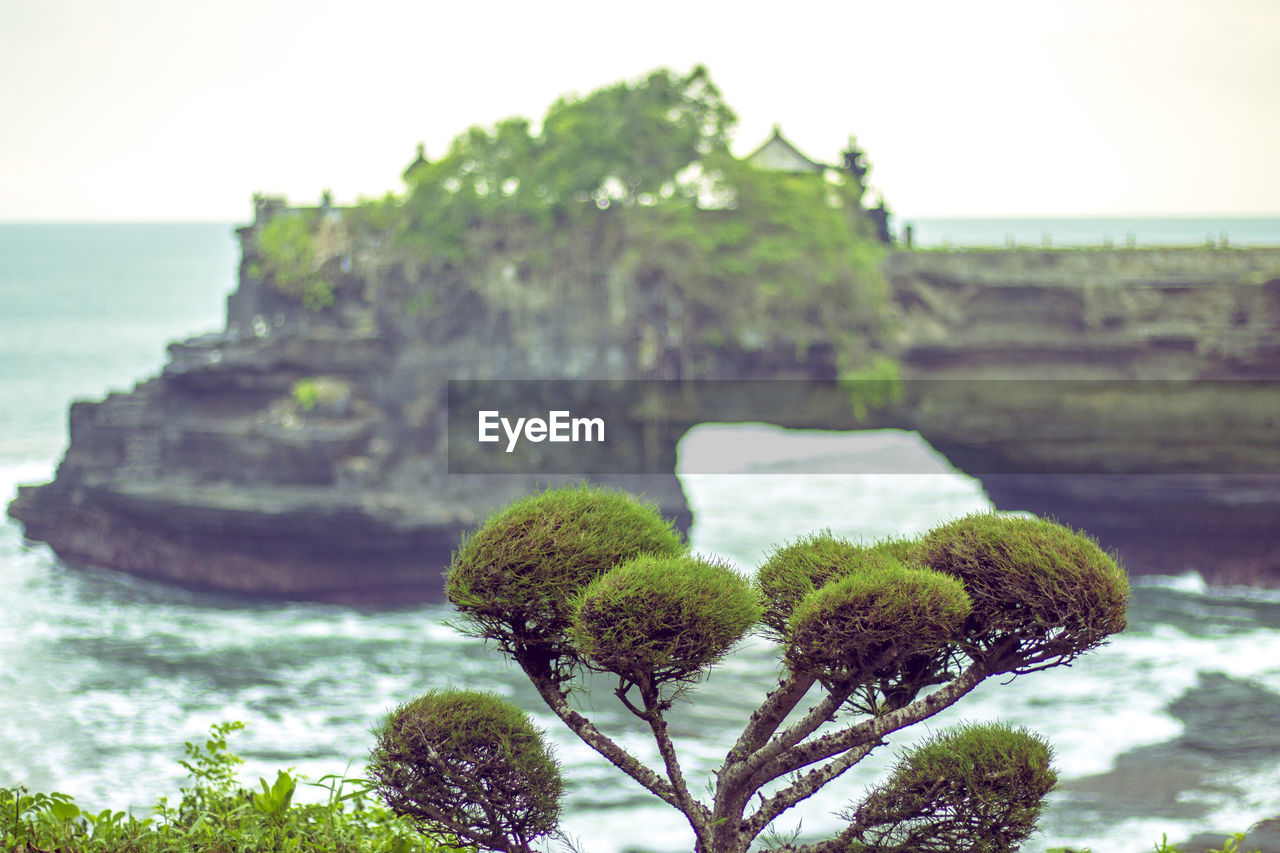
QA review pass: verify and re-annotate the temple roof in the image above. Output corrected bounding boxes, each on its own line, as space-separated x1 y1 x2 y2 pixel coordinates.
745 126 825 174
402 142 429 182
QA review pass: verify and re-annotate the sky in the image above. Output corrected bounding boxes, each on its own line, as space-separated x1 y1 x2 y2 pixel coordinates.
2 0 1278 222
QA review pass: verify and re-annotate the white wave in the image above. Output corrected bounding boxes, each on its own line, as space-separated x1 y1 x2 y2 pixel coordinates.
0 459 55 504
1136 570 1210 595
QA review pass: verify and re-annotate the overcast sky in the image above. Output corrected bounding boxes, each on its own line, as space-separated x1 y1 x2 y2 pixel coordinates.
3 0 1277 221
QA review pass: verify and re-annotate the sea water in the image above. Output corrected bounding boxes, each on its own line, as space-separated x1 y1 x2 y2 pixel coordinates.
903 216 1280 248
2 222 1279 852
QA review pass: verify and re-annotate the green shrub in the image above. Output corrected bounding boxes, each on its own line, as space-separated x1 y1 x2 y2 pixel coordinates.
570 553 761 685
290 376 351 413
292 378 321 411
918 513 1130 673
844 722 1057 852
250 213 335 311
756 532 916 638
388 486 1130 853
445 484 685 677
354 65 893 382
784 559 970 686
1 721 447 853
369 691 561 853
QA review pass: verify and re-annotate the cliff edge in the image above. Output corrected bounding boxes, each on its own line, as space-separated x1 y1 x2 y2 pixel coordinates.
10 219 1280 599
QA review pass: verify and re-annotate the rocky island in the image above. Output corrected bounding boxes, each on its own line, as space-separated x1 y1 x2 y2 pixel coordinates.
10 68 1280 600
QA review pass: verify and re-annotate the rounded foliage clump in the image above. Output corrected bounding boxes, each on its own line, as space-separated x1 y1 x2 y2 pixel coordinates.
369 690 562 852
844 722 1057 853
918 513 1129 670
446 484 685 665
756 532 918 639
570 554 761 685
784 559 970 683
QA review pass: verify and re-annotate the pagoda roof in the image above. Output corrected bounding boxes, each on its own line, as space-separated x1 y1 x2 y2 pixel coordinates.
745 126 826 174
402 143 429 182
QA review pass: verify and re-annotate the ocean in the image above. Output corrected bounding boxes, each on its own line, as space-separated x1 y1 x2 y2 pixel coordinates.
902 215 1280 248
2 221 1279 852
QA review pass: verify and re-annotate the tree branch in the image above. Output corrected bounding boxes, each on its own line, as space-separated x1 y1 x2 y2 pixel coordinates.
734 644 920 791
735 677 859 792
743 742 878 840
614 678 647 719
763 828 857 853
754 661 989 785
706 675 857 849
724 671 817 766
640 678 712 833
522 664 681 810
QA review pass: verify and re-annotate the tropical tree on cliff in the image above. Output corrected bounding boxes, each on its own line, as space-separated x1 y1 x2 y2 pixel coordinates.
340 66 891 380
369 484 1129 853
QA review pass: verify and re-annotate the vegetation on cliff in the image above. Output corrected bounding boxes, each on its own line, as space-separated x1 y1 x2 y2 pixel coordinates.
251 66 893 379
249 212 336 311
370 484 1130 853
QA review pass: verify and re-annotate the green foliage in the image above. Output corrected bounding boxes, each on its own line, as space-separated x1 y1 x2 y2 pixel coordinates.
356 65 890 377
537 65 735 207
1151 832 1262 853
1049 830 1263 853
403 489 1130 852
292 378 320 411
368 690 561 853
397 66 732 244
290 376 351 413
756 533 918 639
1 721 447 852
445 484 685 675
179 720 246 792
917 514 1130 673
784 559 971 686
570 553 761 685
344 192 403 240
838 354 903 420
251 213 335 310
844 722 1057 853
252 770 297 824
611 153 888 365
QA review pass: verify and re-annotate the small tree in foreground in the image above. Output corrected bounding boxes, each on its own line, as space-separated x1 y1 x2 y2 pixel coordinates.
369 485 1128 852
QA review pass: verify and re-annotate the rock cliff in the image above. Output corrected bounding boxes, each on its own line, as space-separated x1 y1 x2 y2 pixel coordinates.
885 248 1280 587
10 221 1280 599
9 202 851 601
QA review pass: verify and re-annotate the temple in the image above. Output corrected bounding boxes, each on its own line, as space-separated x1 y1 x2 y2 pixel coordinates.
745 125 826 174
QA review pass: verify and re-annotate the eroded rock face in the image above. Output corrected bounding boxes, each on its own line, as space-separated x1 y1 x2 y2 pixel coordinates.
886 249 1280 587
9 234 1280 599
9 212 711 601
886 249 1280 380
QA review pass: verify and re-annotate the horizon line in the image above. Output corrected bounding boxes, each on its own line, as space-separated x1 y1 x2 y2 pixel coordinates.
3 212 1280 226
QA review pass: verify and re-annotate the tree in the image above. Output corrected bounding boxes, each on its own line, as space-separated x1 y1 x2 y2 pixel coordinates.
345 67 891 380
370 483 1127 853
536 65 735 208
248 211 335 310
